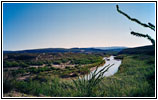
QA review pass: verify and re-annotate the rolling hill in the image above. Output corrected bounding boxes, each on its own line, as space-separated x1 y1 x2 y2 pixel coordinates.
3 46 127 54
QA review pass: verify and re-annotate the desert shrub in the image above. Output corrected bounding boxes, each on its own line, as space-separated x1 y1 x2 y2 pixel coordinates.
3 61 19 67
79 67 89 75
114 55 124 60
3 72 15 93
72 64 112 97
19 61 29 68
50 67 57 70
60 71 71 78
53 60 62 65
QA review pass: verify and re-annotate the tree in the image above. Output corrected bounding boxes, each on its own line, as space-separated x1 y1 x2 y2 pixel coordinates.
116 5 155 46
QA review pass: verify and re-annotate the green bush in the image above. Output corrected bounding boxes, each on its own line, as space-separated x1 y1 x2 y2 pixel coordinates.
53 60 62 65
3 61 19 67
3 72 15 93
72 64 112 96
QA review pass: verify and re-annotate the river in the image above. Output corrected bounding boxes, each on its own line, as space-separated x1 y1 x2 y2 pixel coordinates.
85 56 122 80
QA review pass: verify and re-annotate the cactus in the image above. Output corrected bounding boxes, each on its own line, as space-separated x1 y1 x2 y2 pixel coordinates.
116 5 155 46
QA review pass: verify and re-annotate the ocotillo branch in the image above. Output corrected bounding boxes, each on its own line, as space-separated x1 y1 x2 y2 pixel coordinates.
116 5 155 31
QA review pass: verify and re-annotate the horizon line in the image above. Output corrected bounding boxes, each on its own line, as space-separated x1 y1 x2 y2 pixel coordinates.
4 45 149 51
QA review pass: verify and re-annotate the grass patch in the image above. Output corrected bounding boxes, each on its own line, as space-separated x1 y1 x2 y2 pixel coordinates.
98 55 155 97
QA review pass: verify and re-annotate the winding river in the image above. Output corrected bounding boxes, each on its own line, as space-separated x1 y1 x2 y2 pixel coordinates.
85 56 122 79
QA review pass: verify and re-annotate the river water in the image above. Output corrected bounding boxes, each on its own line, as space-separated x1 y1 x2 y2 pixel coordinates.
85 56 122 80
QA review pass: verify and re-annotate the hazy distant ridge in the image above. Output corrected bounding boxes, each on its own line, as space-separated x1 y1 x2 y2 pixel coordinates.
94 46 127 50
3 46 127 53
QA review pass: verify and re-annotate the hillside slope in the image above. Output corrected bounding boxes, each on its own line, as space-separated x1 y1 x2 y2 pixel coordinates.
118 45 155 55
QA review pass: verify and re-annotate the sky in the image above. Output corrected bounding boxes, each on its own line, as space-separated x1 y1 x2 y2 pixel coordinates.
3 3 155 51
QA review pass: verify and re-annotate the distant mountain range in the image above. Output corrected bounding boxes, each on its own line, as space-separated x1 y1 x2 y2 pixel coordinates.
94 46 127 50
3 46 127 54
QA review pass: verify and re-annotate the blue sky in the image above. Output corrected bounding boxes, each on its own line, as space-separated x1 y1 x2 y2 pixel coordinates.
3 3 155 50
